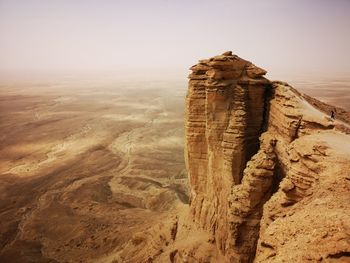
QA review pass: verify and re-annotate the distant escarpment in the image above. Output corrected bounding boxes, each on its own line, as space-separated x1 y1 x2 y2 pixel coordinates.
112 52 350 263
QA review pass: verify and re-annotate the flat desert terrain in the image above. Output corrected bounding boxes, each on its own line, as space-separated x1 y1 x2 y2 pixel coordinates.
0 76 348 263
0 77 188 263
290 77 350 110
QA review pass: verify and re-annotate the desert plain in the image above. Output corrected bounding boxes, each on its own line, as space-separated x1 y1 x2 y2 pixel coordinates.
0 75 188 262
0 74 349 262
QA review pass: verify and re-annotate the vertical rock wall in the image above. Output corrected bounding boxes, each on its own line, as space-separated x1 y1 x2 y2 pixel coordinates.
185 52 271 259
185 56 350 262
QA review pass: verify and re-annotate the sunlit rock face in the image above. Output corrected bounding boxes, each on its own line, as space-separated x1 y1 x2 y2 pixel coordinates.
101 52 350 263
183 52 350 262
185 51 271 259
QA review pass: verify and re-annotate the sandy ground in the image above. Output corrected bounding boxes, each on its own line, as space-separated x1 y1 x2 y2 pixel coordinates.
0 78 188 263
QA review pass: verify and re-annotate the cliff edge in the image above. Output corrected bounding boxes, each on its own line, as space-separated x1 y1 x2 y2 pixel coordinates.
106 52 350 263
184 51 350 262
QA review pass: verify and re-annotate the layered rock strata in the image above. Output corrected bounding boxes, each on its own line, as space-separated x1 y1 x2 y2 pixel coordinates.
184 52 350 262
254 83 350 262
185 52 271 261
111 52 350 263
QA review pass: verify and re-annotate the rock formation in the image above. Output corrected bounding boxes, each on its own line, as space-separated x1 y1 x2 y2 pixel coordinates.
110 52 350 263
183 52 350 262
185 52 271 261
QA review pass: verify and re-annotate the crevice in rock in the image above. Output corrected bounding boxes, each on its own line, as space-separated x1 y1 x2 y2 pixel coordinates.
271 157 286 194
239 83 273 184
169 249 178 263
261 83 273 134
170 219 178 241
291 117 302 142
229 144 285 263
247 154 285 263
328 251 350 258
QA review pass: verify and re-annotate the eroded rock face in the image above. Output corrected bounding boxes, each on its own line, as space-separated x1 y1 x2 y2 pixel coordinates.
185 52 271 260
110 52 350 263
254 84 350 262
184 52 350 262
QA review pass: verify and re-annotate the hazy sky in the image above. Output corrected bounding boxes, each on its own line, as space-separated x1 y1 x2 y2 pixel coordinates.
1 0 350 79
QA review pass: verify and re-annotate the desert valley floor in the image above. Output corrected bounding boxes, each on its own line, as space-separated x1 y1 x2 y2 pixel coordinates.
0 76 349 262
0 77 188 262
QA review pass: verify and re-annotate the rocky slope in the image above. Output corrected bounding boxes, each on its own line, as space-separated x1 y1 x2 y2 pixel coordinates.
104 52 350 263
183 52 350 262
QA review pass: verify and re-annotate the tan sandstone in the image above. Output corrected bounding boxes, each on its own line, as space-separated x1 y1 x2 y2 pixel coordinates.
104 52 350 263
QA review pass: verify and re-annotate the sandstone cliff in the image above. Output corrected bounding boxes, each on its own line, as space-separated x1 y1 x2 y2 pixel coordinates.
105 52 350 263
185 51 271 261
183 52 350 262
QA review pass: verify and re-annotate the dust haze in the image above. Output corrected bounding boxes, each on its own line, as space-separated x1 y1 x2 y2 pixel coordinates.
0 76 188 262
